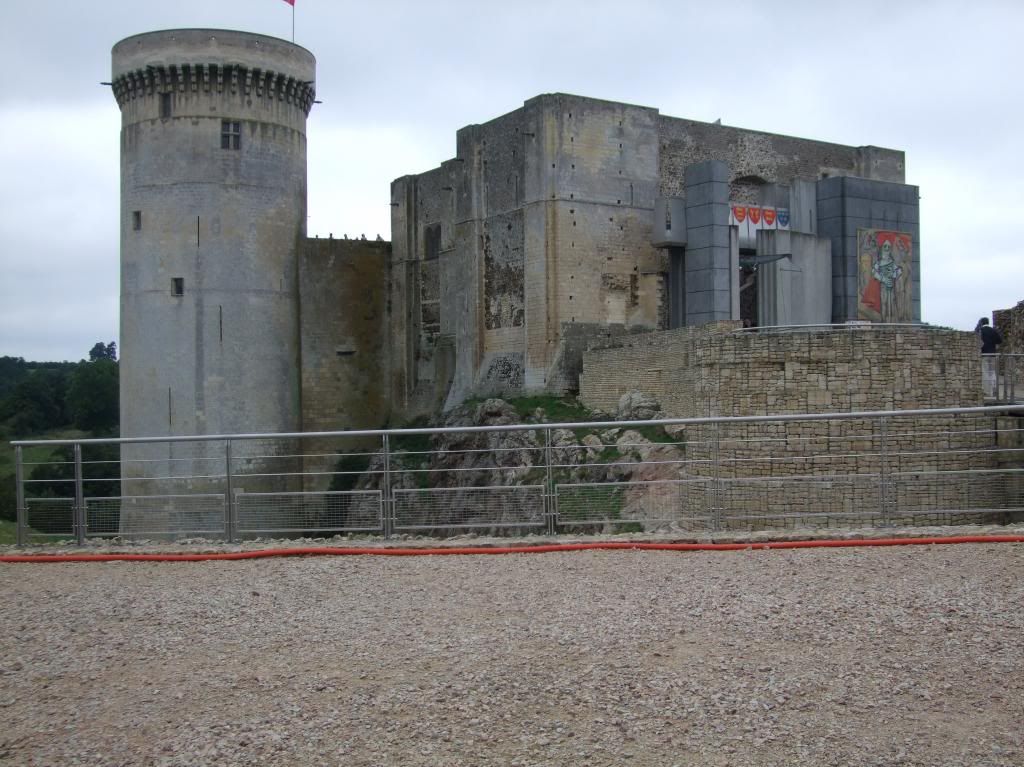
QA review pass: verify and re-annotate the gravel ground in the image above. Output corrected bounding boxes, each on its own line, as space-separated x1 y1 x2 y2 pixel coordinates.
1 540 1023 766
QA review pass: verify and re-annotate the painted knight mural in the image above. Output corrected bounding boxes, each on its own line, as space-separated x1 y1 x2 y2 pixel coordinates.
858 229 913 322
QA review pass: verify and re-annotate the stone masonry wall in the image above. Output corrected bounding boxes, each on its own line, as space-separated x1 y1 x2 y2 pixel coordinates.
395 94 913 410
993 299 1024 354
658 117 905 198
581 326 1014 527
581 325 980 417
578 321 740 415
299 238 390 488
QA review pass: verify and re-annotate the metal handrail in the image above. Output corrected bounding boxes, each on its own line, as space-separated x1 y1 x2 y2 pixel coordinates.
732 322 943 334
10 404 1024 447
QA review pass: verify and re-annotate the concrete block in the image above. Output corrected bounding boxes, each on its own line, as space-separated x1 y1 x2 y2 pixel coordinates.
897 201 921 223
686 311 717 326
686 268 716 292
816 176 844 200
685 181 730 207
885 183 919 205
685 202 730 228
867 200 898 221
842 177 918 205
685 247 716 270
831 247 850 279
687 224 731 250
817 196 844 220
711 289 733 311
844 197 874 219
712 269 733 292
817 219 843 242
838 177 874 200
686 290 717 315
842 217 874 238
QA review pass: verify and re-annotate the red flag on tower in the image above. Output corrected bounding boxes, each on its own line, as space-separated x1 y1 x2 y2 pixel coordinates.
282 0 295 5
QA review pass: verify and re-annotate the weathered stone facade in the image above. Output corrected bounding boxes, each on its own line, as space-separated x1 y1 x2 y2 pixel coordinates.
114 29 315 503
114 31 929 448
580 325 980 417
299 238 390 434
390 93 919 419
110 30 1016 537
993 300 1024 354
580 325 1014 528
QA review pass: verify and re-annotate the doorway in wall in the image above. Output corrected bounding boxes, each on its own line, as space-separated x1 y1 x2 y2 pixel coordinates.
668 246 685 328
739 251 758 328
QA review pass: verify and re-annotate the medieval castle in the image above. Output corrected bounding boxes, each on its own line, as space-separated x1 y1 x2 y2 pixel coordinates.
112 28 924 450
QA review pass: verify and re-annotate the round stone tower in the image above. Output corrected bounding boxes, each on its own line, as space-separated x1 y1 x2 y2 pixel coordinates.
111 30 314 454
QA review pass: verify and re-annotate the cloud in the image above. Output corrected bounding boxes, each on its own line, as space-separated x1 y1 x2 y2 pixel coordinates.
0 104 119 361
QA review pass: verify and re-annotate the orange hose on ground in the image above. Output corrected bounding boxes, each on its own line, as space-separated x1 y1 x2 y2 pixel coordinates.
1 535 1022 563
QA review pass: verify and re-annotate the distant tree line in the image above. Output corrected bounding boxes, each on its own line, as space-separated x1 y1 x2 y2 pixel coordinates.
0 343 120 525
0 342 119 435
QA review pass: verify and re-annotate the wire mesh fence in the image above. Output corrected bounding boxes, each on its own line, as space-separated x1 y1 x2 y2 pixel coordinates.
9 405 1024 544
235 490 383 535
393 485 546 534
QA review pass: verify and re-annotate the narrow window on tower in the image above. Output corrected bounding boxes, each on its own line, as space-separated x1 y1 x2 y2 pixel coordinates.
160 92 172 119
221 120 241 150
171 277 184 297
132 210 142 231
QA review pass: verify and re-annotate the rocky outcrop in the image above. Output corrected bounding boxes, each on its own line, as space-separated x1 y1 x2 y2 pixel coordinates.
617 390 662 421
349 396 689 533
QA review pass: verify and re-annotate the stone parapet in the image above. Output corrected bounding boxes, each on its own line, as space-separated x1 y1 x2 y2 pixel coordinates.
580 325 980 418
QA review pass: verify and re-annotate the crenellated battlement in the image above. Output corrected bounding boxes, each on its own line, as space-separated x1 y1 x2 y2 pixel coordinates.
112 63 315 115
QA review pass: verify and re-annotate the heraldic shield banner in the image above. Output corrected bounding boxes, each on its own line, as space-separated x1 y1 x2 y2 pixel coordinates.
857 229 913 322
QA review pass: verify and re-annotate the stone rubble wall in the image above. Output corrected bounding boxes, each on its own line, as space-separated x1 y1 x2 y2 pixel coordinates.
993 299 1024 354
299 237 391 489
581 325 981 416
580 325 1019 527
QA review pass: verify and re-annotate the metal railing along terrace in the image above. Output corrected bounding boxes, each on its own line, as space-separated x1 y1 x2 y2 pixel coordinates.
982 352 1022 403
10 405 1024 545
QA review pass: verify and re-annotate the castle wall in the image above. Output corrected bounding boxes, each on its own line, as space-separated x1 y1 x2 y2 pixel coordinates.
299 238 390 432
392 93 918 410
658 117 905 201
298 237 390 489
581 326 1007 528
390 163 459 418
580 325 980 417
993 300 1024 354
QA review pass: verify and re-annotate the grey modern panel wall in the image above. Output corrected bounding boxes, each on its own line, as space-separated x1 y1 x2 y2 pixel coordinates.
684 160 734 325
816 176 920 322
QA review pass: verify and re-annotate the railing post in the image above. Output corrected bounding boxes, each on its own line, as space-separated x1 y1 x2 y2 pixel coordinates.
1003 352 1011 401
14 446 26 547
710 421 722 532
382 434 392 539
73 443 85 546
879 415 890 527
224 440 235 543
995 354 1003 402
544 427 556 535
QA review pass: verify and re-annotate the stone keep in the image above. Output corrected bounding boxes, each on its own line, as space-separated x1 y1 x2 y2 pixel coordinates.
112 30 315 484
389 93 920 420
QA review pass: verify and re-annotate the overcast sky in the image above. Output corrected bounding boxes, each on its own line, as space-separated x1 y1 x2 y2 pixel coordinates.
1 0 1021 362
